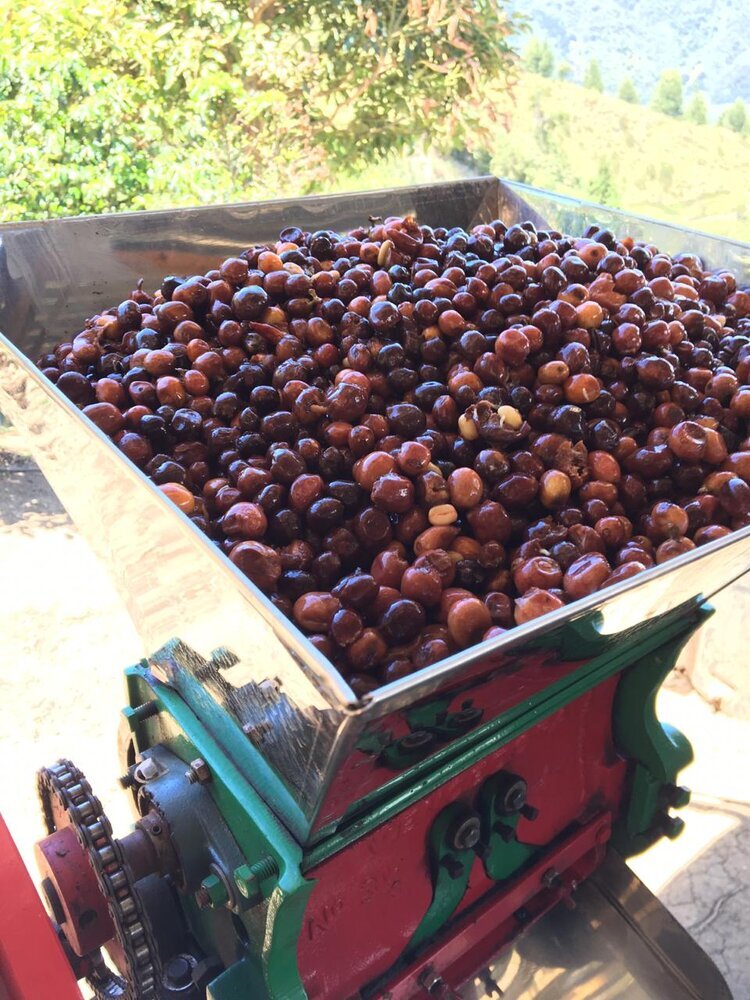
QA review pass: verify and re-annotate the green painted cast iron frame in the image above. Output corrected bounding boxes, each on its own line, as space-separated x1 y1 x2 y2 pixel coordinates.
123 601 710 999
407 802 488 954
125 667 312 1000
406 783 535 955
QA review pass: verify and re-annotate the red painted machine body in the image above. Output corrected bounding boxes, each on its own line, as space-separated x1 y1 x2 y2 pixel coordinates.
298 675 626 999
0 814 82 1000
313 647 587 832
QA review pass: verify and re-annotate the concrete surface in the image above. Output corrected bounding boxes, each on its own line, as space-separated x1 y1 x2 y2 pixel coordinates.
629 685 750 996
1 424 749 998
678 580 750 717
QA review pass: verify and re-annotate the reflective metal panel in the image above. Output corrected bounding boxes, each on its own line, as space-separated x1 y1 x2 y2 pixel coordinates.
2 179 750 840
0 178 500 361
460 850 733 1000
501 180 750 281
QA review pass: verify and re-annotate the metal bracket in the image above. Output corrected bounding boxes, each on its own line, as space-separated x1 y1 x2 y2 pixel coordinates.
407 803 480 954
611 605 711 856
477 772 538 883
377 699 484 770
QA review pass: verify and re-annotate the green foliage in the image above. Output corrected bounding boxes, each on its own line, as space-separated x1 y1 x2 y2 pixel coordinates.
524 37 555 77
686 92 708 125
721 98 747 133
619 78 639 104
0 0 525 222
557 62 572 81
584 59 604 92
450 144 493 176
652 70 683 117
588 160 618 206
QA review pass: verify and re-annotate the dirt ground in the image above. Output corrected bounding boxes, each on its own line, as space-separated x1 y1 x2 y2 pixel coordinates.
1 425 749 998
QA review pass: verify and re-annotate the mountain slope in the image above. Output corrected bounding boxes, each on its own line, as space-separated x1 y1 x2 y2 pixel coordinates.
338 73 750 243
519 0 750 105
489 74 750 241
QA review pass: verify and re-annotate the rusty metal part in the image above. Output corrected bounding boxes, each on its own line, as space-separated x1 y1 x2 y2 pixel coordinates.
185 758 211 785
37 759 161 999
117 810 180 887
35 825 115 956
117 829 160 884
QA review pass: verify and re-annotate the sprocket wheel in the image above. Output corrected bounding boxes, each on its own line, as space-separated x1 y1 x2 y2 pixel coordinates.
37 759 161 1000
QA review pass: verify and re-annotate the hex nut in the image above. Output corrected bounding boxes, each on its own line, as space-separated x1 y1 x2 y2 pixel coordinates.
185 758 211 784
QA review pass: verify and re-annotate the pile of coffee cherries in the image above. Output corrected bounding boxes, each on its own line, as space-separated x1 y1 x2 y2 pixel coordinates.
38 215 750 693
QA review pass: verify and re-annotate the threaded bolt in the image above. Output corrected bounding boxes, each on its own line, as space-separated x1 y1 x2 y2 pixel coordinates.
233 856 279 901
122 701 159 732
251 856 279 882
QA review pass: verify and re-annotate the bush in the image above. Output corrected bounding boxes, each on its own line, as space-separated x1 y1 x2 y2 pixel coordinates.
722 99 748 133
618 78 639 104
686 93 708 125
652 70 683 117
584 59 604 92
0 1 524 221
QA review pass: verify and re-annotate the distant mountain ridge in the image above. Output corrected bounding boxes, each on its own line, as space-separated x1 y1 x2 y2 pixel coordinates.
518 0 750 106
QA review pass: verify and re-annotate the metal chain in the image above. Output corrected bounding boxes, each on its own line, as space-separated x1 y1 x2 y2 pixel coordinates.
38 759 161 1000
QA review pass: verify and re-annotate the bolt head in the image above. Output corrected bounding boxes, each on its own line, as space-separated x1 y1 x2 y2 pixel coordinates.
441 856 465 879
452 706 482 727
164 955 193 989
541 867 559 888
233 864 259 900
493 821 515 842
449 814 481 851
417 966 441 991
242 721 272 744
495 773 527 815
399 730 434 751
663 783 691 808
661 814 685 840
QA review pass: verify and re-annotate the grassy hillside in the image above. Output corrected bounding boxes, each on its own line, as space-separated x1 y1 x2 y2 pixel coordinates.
491 74 750 241
341 73 750 244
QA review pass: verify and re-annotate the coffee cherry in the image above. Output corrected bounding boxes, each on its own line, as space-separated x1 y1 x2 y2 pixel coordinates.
38 214 750 690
